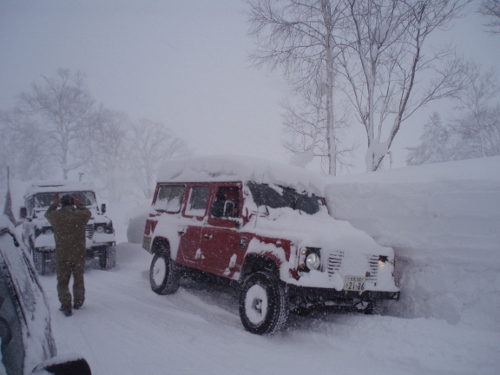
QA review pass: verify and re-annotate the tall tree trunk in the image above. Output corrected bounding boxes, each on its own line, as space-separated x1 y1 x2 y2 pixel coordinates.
326 44 336 176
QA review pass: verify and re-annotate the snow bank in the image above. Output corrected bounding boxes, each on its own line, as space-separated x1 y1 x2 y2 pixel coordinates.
325 156 500 330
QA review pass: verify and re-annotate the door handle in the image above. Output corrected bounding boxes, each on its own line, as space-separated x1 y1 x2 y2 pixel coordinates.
203 234 213 240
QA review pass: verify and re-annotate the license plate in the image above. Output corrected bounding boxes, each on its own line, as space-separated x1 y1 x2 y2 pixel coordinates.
344 276 366 292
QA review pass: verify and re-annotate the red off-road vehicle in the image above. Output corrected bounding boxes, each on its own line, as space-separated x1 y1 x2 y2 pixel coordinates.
142 156 399 334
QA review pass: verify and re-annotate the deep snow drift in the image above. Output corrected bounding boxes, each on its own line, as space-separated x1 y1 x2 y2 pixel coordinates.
3 156 500 374
326 156 500 330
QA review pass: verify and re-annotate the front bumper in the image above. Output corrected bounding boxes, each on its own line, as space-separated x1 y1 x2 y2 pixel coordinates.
288 284 400 309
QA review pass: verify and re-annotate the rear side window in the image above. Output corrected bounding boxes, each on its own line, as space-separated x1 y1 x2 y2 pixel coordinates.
185 186 210 217
154 185 185 213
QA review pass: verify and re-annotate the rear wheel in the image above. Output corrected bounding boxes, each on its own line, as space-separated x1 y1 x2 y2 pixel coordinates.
150 249 180 295
239 271 289 335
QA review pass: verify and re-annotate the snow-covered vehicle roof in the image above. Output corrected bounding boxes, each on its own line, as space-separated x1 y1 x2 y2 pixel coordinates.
24 180 93 199
157 155 327 196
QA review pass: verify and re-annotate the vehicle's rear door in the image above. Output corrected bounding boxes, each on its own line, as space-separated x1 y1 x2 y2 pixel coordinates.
177 185 211 267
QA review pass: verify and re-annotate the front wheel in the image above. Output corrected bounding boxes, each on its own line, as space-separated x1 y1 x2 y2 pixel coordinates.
150 250 180 295
33 248 46 275
239 271 289 335
363 300 385 315
95 245 116 270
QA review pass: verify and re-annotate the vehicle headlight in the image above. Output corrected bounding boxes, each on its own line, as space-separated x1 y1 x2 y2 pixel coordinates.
306 253 320 270
95 223 114 234
378 255 396 267
378 255 388 266
298 247 321 272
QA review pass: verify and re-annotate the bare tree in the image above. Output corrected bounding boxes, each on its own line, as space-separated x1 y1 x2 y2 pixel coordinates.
479 0 500 33
340 0 469 172
18 68 96 179
246 0 348 175
84 108 130 202
282 80 356 172
406 63 500 165
406 112 452 166
0 109 54 180
128 119 192 199
450 63 500 158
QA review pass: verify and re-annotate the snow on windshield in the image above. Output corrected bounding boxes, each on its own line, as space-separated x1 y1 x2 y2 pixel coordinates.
34 191 96 208
157 155 326 196
246 182 323 215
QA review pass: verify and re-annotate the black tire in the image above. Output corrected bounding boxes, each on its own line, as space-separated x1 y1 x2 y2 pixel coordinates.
97 245 116 270
239 271 289 335
149 250 180 295
33 248 46 275
291 306 310 317
363 300 384 315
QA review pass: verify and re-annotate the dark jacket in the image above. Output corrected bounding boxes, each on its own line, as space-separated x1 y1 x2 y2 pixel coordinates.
45 203 91 263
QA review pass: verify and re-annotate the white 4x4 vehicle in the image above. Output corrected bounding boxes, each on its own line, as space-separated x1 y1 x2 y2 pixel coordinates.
143 156 400 334
20 181 116 275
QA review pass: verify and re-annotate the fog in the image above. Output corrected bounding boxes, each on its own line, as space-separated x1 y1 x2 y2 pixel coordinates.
1 0 499 173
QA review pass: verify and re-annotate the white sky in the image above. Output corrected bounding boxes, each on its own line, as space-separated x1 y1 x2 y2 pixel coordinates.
1 0 499 174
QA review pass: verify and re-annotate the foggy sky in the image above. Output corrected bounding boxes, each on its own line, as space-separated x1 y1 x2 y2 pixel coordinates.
1 0 499 175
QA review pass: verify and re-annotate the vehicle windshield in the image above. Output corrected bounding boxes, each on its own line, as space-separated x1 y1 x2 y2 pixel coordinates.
34 191 97 208
247 182 324 215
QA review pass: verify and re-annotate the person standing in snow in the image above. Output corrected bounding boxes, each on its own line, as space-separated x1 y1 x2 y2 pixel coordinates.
45 193 91 317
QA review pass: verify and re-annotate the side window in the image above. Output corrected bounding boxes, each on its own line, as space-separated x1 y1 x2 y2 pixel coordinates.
154 185 185 213
210 186 240 218
185 186 210 217
34 193 52 208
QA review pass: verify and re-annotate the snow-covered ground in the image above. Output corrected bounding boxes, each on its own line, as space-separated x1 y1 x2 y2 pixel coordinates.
15 156 500 374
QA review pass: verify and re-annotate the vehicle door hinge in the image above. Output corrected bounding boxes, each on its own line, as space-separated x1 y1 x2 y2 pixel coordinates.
239 237 248 250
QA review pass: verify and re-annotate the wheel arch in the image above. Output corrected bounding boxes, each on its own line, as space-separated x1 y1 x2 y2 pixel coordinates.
239 254 280 283
151 236 171 256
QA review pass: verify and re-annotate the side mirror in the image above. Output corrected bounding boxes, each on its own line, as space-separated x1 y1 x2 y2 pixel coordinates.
31 355 91 375
101 204 106 214
19 207 27 219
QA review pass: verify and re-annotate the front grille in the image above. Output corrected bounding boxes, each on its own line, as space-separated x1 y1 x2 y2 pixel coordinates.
85 224 94 239
327 250 344 276
327 251 380 284
366 255 379 283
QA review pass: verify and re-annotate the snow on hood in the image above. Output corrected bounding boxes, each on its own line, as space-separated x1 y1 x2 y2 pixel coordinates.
246 207 393 256
157 155 327 196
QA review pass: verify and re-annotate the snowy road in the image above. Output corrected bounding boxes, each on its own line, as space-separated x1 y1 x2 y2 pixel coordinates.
19 157 500 375
38 242 500 375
